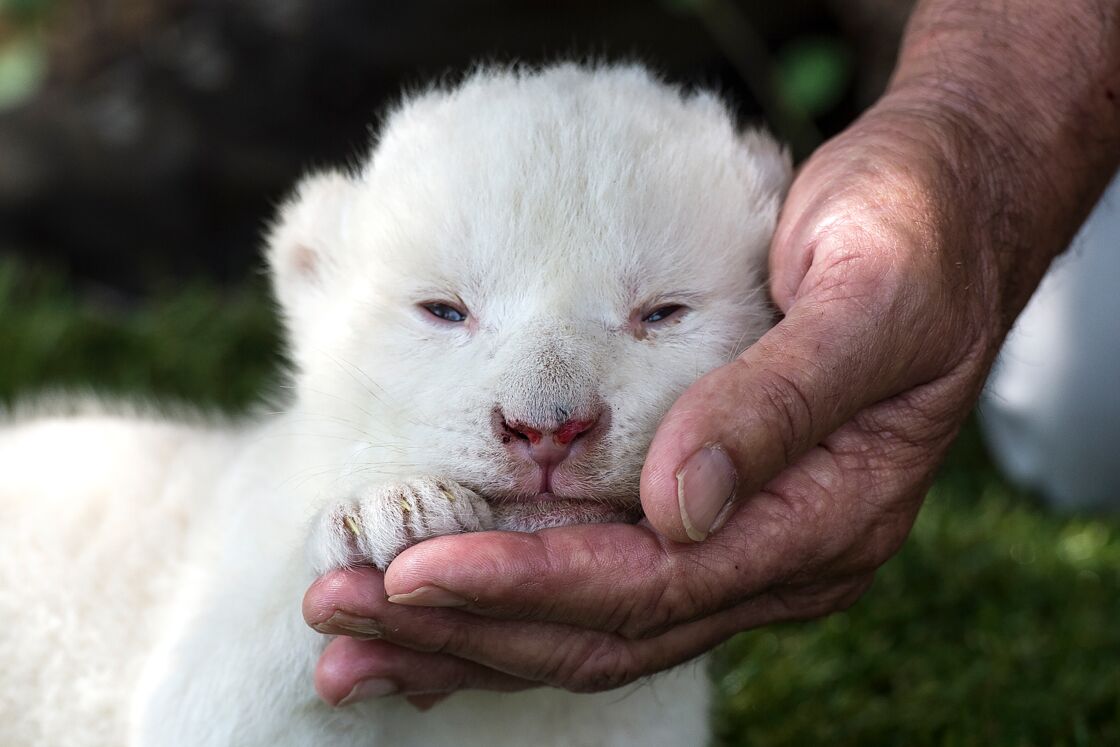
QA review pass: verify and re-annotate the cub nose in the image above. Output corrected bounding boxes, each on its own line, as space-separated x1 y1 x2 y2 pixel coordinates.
498 411 600 466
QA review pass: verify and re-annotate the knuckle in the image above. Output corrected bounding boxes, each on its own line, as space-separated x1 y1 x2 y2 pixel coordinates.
835 575 875 611
546 637 641 693
618 581 692 640
750 366 816 463
803 232 903 314
863 519 914 569
765 571 875 623
426 622 472 658
819 577 878 618
617 545 734 640
589 592 641 636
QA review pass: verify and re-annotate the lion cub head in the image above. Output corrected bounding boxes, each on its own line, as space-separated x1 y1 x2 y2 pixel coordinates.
267 63 789 530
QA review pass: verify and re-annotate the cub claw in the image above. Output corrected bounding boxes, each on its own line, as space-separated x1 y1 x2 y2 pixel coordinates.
308 477 493 573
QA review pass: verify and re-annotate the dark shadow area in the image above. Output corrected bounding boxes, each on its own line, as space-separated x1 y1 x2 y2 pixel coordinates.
0 0 902 294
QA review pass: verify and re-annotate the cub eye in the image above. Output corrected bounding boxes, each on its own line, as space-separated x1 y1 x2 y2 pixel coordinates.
642 304 685 324
421 302 469 323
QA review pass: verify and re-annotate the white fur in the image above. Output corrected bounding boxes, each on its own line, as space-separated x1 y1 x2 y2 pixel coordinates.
0 63 789 746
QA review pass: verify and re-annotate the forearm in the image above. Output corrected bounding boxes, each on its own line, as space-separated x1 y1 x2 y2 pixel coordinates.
877 0 1120 323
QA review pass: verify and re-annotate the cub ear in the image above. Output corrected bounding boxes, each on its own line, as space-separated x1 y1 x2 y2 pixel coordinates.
266 170 355 335
740 129 793 200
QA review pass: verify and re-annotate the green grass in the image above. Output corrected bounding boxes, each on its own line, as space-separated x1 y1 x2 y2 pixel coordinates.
2 256 1118 745
0 259 282 411
712 457 1120 746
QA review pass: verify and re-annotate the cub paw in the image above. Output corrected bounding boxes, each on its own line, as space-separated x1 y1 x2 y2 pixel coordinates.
308 478 493 573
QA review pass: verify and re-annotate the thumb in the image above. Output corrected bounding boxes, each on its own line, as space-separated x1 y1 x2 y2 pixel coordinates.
640 297 901 543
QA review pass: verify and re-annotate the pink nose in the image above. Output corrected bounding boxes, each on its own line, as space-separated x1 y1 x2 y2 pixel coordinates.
500 413 599 467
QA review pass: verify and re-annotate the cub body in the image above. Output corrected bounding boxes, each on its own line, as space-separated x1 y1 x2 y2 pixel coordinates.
0 64 788 746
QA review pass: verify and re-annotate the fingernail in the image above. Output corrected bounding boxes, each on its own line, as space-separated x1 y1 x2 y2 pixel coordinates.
676 445 738 542
337 678 399 707
313 611 384 639
387 585 468 608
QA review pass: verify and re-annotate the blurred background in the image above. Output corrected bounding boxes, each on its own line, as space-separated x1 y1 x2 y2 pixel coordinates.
1 1 1118 744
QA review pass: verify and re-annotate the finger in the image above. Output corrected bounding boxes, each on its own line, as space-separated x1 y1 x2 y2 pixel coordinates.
312 567 874 692
314 635 535 707
385 524 698 637
310 567 648 690
382 516 806 639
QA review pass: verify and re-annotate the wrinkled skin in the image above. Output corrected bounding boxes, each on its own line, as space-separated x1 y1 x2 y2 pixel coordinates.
305 0 1120 708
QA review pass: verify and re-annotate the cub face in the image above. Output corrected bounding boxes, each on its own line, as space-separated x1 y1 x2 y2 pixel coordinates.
268 64 789 531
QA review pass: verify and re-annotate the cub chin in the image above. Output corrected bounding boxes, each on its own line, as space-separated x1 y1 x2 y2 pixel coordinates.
0 63 789 747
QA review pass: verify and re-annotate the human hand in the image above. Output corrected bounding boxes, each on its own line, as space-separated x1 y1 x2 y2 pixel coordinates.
305 0 1120 705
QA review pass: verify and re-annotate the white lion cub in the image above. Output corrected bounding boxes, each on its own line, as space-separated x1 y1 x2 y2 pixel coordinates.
0 64 788 746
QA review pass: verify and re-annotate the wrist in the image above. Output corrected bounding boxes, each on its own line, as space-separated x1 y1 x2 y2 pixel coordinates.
890 0 1120 153
872 0 1120 324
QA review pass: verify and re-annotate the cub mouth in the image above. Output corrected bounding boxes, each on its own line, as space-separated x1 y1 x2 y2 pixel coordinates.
488 494 641 533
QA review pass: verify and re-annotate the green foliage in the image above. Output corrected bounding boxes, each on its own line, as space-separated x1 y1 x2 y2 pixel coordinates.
2 256 1118 745
0 259 283 411
712 483 1120 746
0 0 58 109
0 36 46 109
0 0 56 22
774 36 853 118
